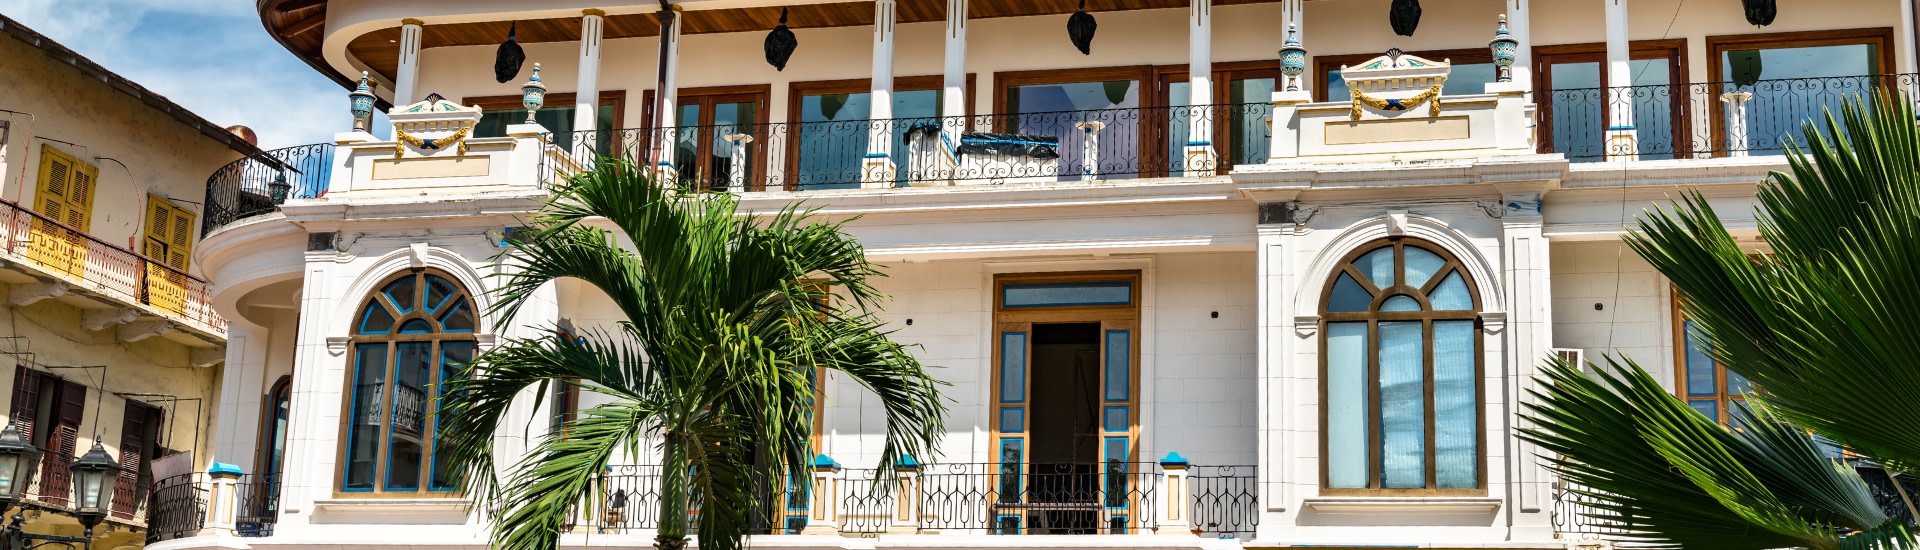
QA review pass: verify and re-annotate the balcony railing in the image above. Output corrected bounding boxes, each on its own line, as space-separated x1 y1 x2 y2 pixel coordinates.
146 472 278 543
554 104 1276 190
1540 73 1920 161
572 460 1257 538
147 473 207 543
201 143 334 236
0 198 225 330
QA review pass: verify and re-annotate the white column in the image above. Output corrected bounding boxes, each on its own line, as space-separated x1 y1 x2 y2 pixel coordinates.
1493 184 1554 541
574 9 606 160
211 322 268 469
1604 0 1637 161
943 0 968 136
1284 0 1306 96
1721 92 1753 157
657 6 684 175
864 0 899 188
1185 0 1217 175
393 18 424 107
1507 0 1533 90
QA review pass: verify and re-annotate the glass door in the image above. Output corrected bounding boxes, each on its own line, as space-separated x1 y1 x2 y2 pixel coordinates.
647 90 768 191
1536 42 1687 161
1003 74 1146 181
792 84 945 190
1157 65 1278 175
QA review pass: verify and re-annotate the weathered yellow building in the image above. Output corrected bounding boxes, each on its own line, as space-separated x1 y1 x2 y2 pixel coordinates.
0 13 259 549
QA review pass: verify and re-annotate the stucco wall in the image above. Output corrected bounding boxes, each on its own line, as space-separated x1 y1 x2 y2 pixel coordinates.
1548 240 1676 389
0 37 241 277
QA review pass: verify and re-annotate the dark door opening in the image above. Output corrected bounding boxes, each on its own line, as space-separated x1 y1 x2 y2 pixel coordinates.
1025 322 1101 534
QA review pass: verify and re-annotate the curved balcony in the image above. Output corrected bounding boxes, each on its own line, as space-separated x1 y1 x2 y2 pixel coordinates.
201 143 335 237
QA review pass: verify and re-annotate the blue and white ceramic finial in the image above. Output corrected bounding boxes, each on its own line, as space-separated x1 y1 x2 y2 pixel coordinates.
1278 23 1308 92
521 63 547 125
1489 15 1521 82
348 71 377 133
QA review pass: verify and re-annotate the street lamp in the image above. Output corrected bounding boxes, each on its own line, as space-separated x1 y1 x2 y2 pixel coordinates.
0 427 121 550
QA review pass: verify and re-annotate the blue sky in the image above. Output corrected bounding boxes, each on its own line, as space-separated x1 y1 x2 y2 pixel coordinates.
6 0 346 149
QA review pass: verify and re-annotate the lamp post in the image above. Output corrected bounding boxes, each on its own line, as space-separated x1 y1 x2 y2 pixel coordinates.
0 427 121 550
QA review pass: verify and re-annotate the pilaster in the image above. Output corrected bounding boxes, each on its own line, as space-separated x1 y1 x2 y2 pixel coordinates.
1494 182 1555 541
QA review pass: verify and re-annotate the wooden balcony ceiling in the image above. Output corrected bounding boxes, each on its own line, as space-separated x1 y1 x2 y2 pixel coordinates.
262 0 1280 90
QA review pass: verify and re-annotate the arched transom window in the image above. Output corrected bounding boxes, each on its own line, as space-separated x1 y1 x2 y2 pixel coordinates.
341 270 476 493
1321 237 1483 495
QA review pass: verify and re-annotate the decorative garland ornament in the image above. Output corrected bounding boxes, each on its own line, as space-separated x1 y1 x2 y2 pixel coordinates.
1350 84 1443 121
395 126 471 157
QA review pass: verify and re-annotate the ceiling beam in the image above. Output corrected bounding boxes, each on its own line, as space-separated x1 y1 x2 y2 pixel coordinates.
275 0 327 13
282 10 327 36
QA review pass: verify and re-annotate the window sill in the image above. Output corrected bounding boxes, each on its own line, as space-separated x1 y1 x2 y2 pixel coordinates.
1302 496 1502 514
312 497 472 512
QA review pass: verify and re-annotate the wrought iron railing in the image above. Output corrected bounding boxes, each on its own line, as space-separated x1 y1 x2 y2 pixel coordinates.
146 473 205 543
235 474 280 537
567 461 1256 537
554 104 1275 190
1539 73 1920 161
1190 465 1258 538
918 461 1160 535
201 143 334 236
0 199 224 329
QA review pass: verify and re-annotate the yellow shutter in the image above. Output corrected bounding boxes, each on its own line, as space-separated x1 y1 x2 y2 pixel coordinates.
28 146 91 278
142 196 196 316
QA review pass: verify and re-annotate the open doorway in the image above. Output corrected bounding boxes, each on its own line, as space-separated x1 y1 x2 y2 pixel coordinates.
1026 323 1102 533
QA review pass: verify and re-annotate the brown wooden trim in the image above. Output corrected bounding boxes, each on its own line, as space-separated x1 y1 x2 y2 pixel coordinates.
1317 237 1487 497
461 90 628 129
1705 27 1898 84
1670 289 1747 427
333 269 477 499
255 375 292 482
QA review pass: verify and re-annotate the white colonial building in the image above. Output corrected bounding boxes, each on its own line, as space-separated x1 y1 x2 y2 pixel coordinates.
151 0 1915 549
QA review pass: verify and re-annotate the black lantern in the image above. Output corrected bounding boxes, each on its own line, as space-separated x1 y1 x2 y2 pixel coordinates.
1067 0 1097 55
0 426 42 508
68 442 120 529
1389 0 1421 37
269 173 292 204
494 22 526 84
1741 0 1776 26
765 8 798 71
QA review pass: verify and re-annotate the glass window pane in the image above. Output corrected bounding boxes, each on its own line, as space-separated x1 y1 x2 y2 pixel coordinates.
1353 247 1395 289
1000 407 1025 433
431 342 474 490
1628 58 1676 161
425 276 455 313
1167 81 1192 176
1726 368 1752 395
1403 247 1445 289
1000 332 1027 402
1104 330 1130 401
795 90 873 190
359 303 394 335
1429 271 1474 311
997 439 1023 502
1328 273 1373 312
1442 63 1498 96
1434 320 1478 489
1103 436 1130 508
386 342 432 490
384 277 417 313
1548 61 1604 161
1684 320 1716 396
399 319 432 334
440 301 476 332
1008 80 1141 182
1228 78 1275 165
1688 399 1718 421
1103 406 1128 433
1003 282 1132 308
344 344 388 491
1326 322 1369 488
1379 321 1426 489
1381 295 1422 312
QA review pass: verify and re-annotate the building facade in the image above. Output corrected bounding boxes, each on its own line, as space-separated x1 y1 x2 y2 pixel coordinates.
155 0 1916 549
0 14 259 549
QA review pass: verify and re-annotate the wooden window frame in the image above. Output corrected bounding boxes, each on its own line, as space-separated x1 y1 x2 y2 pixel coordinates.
1531 39 1690 159
1318 237 1486 497
1671 291 1748 427
1153 61 1283 173
1314 48 1497 103
334 269 477 498
1704 27 1897 85
257 375 292 483
639 85 775 192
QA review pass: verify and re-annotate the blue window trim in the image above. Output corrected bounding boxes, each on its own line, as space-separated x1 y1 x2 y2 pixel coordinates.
427 341 474 492
999 332 1027 403
341 343 382 492
1001 281 1134 308
358 304 393 335
1103 330 1131 401
382 341 432 492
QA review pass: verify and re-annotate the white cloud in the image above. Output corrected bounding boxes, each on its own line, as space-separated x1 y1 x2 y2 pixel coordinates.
5 0 347 149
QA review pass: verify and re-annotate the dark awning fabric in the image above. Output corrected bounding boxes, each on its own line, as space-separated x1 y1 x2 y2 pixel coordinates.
957 132 1060 160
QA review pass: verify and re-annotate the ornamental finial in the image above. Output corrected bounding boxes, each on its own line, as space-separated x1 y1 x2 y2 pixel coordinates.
521 63 548 125
1278 23 1308 92
348 71 377 133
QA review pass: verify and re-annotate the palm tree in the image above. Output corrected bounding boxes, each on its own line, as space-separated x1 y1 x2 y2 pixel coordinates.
1522 92 1920 549
436 160 947 550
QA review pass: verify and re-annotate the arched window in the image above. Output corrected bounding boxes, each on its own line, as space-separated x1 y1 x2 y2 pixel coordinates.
1321 237 1483 495
342 270 476 493
260 376 290 486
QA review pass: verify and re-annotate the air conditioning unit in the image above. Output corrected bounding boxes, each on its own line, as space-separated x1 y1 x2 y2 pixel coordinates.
1550 348 1586 371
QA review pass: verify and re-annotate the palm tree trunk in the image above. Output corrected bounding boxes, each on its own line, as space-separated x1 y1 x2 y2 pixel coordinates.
656 438 690 550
